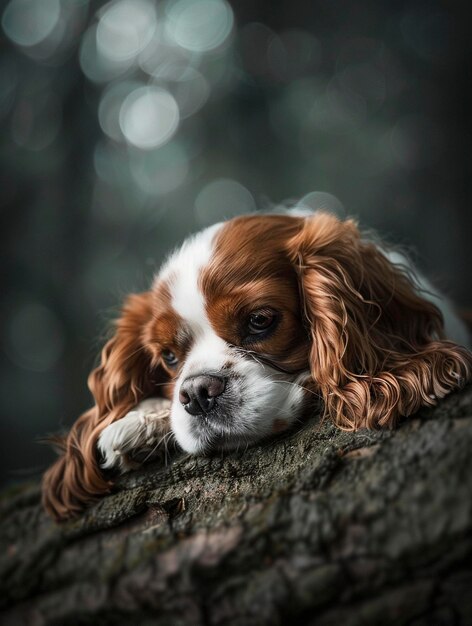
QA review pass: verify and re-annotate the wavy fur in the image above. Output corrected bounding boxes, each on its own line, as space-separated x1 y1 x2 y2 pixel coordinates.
42 212 472 521
286 213 471 430
42 292 167 521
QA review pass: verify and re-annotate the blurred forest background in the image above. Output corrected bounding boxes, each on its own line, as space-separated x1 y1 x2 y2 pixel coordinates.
0 0 470 484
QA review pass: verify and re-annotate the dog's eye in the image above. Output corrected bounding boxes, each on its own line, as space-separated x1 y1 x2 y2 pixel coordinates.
162 349 179 367
248 310 276 334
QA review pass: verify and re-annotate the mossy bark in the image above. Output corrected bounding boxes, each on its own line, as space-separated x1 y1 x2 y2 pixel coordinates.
1 386 472 625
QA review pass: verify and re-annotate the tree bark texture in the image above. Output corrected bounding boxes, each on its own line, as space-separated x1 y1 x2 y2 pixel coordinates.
1 386 472 625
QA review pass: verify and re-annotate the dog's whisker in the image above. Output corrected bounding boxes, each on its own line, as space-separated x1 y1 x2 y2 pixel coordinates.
140 429 174 465
42 209 472 523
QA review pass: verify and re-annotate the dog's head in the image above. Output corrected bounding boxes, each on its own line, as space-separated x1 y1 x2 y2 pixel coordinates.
151 215 312 453
43 211 471 519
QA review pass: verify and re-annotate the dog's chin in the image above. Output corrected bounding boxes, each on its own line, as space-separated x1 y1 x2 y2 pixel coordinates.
176 427 276 455
170 407 293 455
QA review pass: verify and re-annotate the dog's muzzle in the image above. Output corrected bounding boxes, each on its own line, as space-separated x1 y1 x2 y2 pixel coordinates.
178 374 226 416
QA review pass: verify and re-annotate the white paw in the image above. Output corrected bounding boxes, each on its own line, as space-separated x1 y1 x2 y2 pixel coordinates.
97 398 171 472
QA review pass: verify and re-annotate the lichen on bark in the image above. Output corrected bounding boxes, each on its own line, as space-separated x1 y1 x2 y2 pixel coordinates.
1 386 472 625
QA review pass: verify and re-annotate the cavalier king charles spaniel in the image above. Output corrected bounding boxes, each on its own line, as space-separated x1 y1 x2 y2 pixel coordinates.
42 210 472 520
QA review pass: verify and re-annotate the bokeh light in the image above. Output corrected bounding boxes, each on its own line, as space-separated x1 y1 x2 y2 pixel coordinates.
129 141 189 196
94 139 130 186
297 191 345 218
2 0 61 48
195 178 255 225
139 38 192 80
98 80 142 142
80 23 124 82
166 0 234 53
96 0 157 64
1 0 469 484
119 86 180 149
169 67 210 118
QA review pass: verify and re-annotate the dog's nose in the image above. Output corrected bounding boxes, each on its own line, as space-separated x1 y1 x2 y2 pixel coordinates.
179 375 226 416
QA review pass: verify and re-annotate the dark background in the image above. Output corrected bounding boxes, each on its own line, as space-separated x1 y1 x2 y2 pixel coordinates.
1 0 470 484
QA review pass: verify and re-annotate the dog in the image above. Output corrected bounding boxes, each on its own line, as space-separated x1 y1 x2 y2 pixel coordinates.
42 209 472 520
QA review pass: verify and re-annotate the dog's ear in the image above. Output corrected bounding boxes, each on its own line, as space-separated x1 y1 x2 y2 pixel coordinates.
42 291 168 521
286 212 471 430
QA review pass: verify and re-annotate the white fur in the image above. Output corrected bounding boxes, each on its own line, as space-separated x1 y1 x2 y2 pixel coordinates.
169 331 231 453
170 357 308 454
98 212 308 456
156 222 222 332
99 209 470 467
160 223 308 453
98 398 171 471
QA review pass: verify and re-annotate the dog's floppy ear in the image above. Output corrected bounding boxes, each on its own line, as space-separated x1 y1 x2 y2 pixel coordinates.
287 212 471 430
42 291 167 521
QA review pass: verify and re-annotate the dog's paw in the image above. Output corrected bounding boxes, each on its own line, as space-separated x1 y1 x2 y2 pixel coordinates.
97 398 172 472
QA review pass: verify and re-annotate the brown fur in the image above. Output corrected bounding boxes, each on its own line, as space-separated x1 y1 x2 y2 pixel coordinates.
201 215 310 372
42 291 172 521
42 212 472 521
286 213 472 429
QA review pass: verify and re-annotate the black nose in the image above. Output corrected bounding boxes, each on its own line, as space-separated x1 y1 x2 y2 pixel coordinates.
179 375 226 416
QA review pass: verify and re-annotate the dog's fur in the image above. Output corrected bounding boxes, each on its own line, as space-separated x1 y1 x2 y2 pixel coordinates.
42 210 472 521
